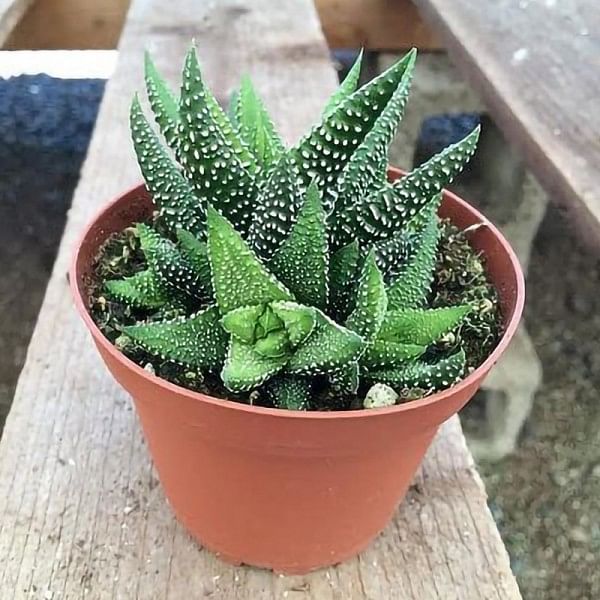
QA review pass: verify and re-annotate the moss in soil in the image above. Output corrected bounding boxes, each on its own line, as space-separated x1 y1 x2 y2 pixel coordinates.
431 219 503 370
88 217 502 410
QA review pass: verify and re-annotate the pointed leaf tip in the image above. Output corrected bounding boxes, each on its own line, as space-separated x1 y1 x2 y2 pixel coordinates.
322 48 363 117
177 51 257 231
129 101 204 236
330 49 417 248
386 204 440 309
105 269 168 309
329 240 361 321
368 348 467 391
264 376 311 410
235 74 283 168
124 306 227 369
288 310 365 376
293 47 418 213
143 51 179 147
249 152 302 257
357 123 479 241
221 337 287 391
137 223 210 302
268 181 329 309
346 249 387 341
380 305 471 346
206 204 293 314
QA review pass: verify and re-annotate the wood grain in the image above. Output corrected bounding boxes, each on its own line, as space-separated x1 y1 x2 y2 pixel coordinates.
0 0 520 597
5 0 130 49
415 0 600 244
0 0 33 46
6 0 440 51
315 0 442 50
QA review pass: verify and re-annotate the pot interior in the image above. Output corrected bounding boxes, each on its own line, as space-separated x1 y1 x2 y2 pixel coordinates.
75 178 523 379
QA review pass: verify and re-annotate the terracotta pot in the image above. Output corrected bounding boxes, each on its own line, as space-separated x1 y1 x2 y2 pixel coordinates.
71 169 524 574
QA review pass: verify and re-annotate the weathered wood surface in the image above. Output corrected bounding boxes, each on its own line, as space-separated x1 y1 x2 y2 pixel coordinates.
0 0 520 597
415 0 600 242
0 0 32 45
315 0 441 50
6 0 130 50
6 0 440 51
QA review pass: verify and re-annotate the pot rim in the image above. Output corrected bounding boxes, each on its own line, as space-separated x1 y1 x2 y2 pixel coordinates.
70 176 524 421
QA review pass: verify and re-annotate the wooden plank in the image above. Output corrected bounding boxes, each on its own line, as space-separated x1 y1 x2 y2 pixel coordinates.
414 0 600 244
0 0 33 46
6 0 441 51
5 0 130 49
0 0 520 597
315 0 442 50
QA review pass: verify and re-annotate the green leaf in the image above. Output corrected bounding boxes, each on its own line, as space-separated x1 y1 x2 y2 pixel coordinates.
361 340 426 370
203 75 258 176
346 249 387 341
221 304 265 343
331 50 416 249
105 269 168 309
144 51 179 147
322 49 363 117
270 301 316 348
151 301 188 320
287 310 364 375
248 152 303 258
358 126 480 240
235 75 284 167
263 375 311 410
387 212 439 309
257 304 283 336
164 47 255 175
379 306 470 346
373 232 410 280
254 329 291 358
222 337 287 391
124 306 227 368
374 194 439 283
177 47 257 232
137 223 210 303
292 48 417 212
206 205 293 313
329 362 360 395
221 302 315 356
175 229 213 294
329 240 360 321
130 95 204 236
268 182 329 309
367 348 467 391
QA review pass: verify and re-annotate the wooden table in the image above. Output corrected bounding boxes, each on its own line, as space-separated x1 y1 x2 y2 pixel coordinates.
0 1 521 597
415 0 600 243
0 0 32 44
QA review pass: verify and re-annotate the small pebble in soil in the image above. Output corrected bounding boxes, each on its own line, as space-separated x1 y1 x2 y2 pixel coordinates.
363 383 399 409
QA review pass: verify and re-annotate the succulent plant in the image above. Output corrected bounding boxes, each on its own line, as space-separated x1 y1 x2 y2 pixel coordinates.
105 45 482 410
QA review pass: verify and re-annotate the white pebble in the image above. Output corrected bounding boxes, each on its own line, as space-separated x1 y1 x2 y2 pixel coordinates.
363 383 398 409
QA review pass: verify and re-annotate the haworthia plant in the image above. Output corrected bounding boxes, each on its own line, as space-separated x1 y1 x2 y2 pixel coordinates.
233 75 284 169
106 45 481 410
